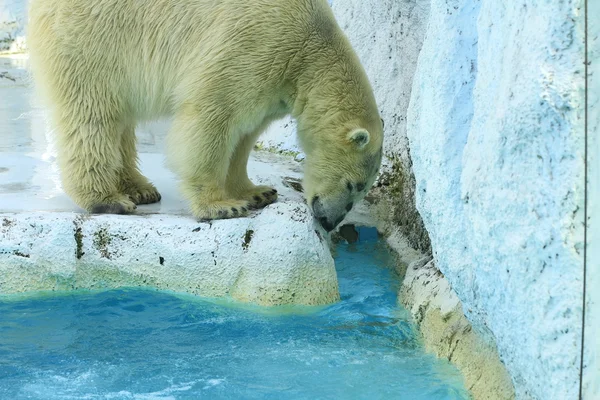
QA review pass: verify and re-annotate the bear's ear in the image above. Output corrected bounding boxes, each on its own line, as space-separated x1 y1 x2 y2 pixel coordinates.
348 128 370 149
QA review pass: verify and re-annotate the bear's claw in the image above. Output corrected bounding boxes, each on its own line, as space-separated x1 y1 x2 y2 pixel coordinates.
243 185 278 209
122 183 161 205
192 199 251 221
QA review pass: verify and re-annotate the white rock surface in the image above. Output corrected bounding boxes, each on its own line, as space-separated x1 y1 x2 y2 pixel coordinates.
407 1 585 399
256 116 303 157
0 0 26 52
584 1 599 396
398 253 514 399
0 202 338 306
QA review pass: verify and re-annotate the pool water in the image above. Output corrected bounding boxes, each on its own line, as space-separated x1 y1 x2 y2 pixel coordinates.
0 231 470 399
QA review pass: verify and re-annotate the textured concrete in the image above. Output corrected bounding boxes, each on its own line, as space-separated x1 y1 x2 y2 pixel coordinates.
386 230 515 400
584 1 599 396
0 203 338 306
407 0 586 398
400 257 514 400
0 0 26 52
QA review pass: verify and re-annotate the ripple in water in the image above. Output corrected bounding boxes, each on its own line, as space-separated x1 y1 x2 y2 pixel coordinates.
0 229 470 399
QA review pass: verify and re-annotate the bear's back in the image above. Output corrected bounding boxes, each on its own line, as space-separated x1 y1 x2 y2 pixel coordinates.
28 0 342 119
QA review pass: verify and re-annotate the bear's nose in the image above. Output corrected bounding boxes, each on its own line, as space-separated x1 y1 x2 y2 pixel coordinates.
311 195 346 232
317 214 346 232
319 217 335 232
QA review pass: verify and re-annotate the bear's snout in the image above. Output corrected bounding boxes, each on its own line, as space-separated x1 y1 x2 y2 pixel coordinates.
311 195 347 232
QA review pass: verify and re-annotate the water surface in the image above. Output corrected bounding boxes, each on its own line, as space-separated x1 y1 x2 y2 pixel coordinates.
0 234 469 399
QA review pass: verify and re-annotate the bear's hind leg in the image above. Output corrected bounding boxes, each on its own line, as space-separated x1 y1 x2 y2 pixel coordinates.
55 118 136 214
170 108 251 220
117 124 162 205
225 129 278 209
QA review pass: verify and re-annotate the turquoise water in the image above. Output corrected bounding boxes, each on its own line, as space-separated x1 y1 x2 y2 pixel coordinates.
0 229 469 399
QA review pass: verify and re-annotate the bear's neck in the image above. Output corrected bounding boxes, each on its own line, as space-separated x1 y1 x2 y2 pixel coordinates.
289 40 377 150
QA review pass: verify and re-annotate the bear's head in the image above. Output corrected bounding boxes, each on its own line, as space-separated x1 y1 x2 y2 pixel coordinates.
302 120 383 232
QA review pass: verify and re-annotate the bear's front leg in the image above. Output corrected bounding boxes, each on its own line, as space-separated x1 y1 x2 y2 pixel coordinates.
171 108 252 220
56 118 137 214
225 128 278 210
118 125 162 205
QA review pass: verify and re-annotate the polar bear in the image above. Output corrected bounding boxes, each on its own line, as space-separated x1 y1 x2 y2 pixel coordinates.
27 0 383 231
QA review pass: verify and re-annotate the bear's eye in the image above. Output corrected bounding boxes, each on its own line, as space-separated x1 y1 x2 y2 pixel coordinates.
346 181 353 192
356 182 366 192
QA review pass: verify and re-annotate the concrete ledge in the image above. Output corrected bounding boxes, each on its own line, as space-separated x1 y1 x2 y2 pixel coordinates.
386 231 515 400
0 203 338 306
401 257 515 399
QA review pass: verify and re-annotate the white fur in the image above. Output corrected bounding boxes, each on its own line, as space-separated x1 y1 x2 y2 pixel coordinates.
28 0 383 223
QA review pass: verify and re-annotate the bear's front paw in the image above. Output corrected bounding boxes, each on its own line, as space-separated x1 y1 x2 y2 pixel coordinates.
242 185 278 209
191 199 251 221
120 180 162 205
89 194 137 214
125 183 162 205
